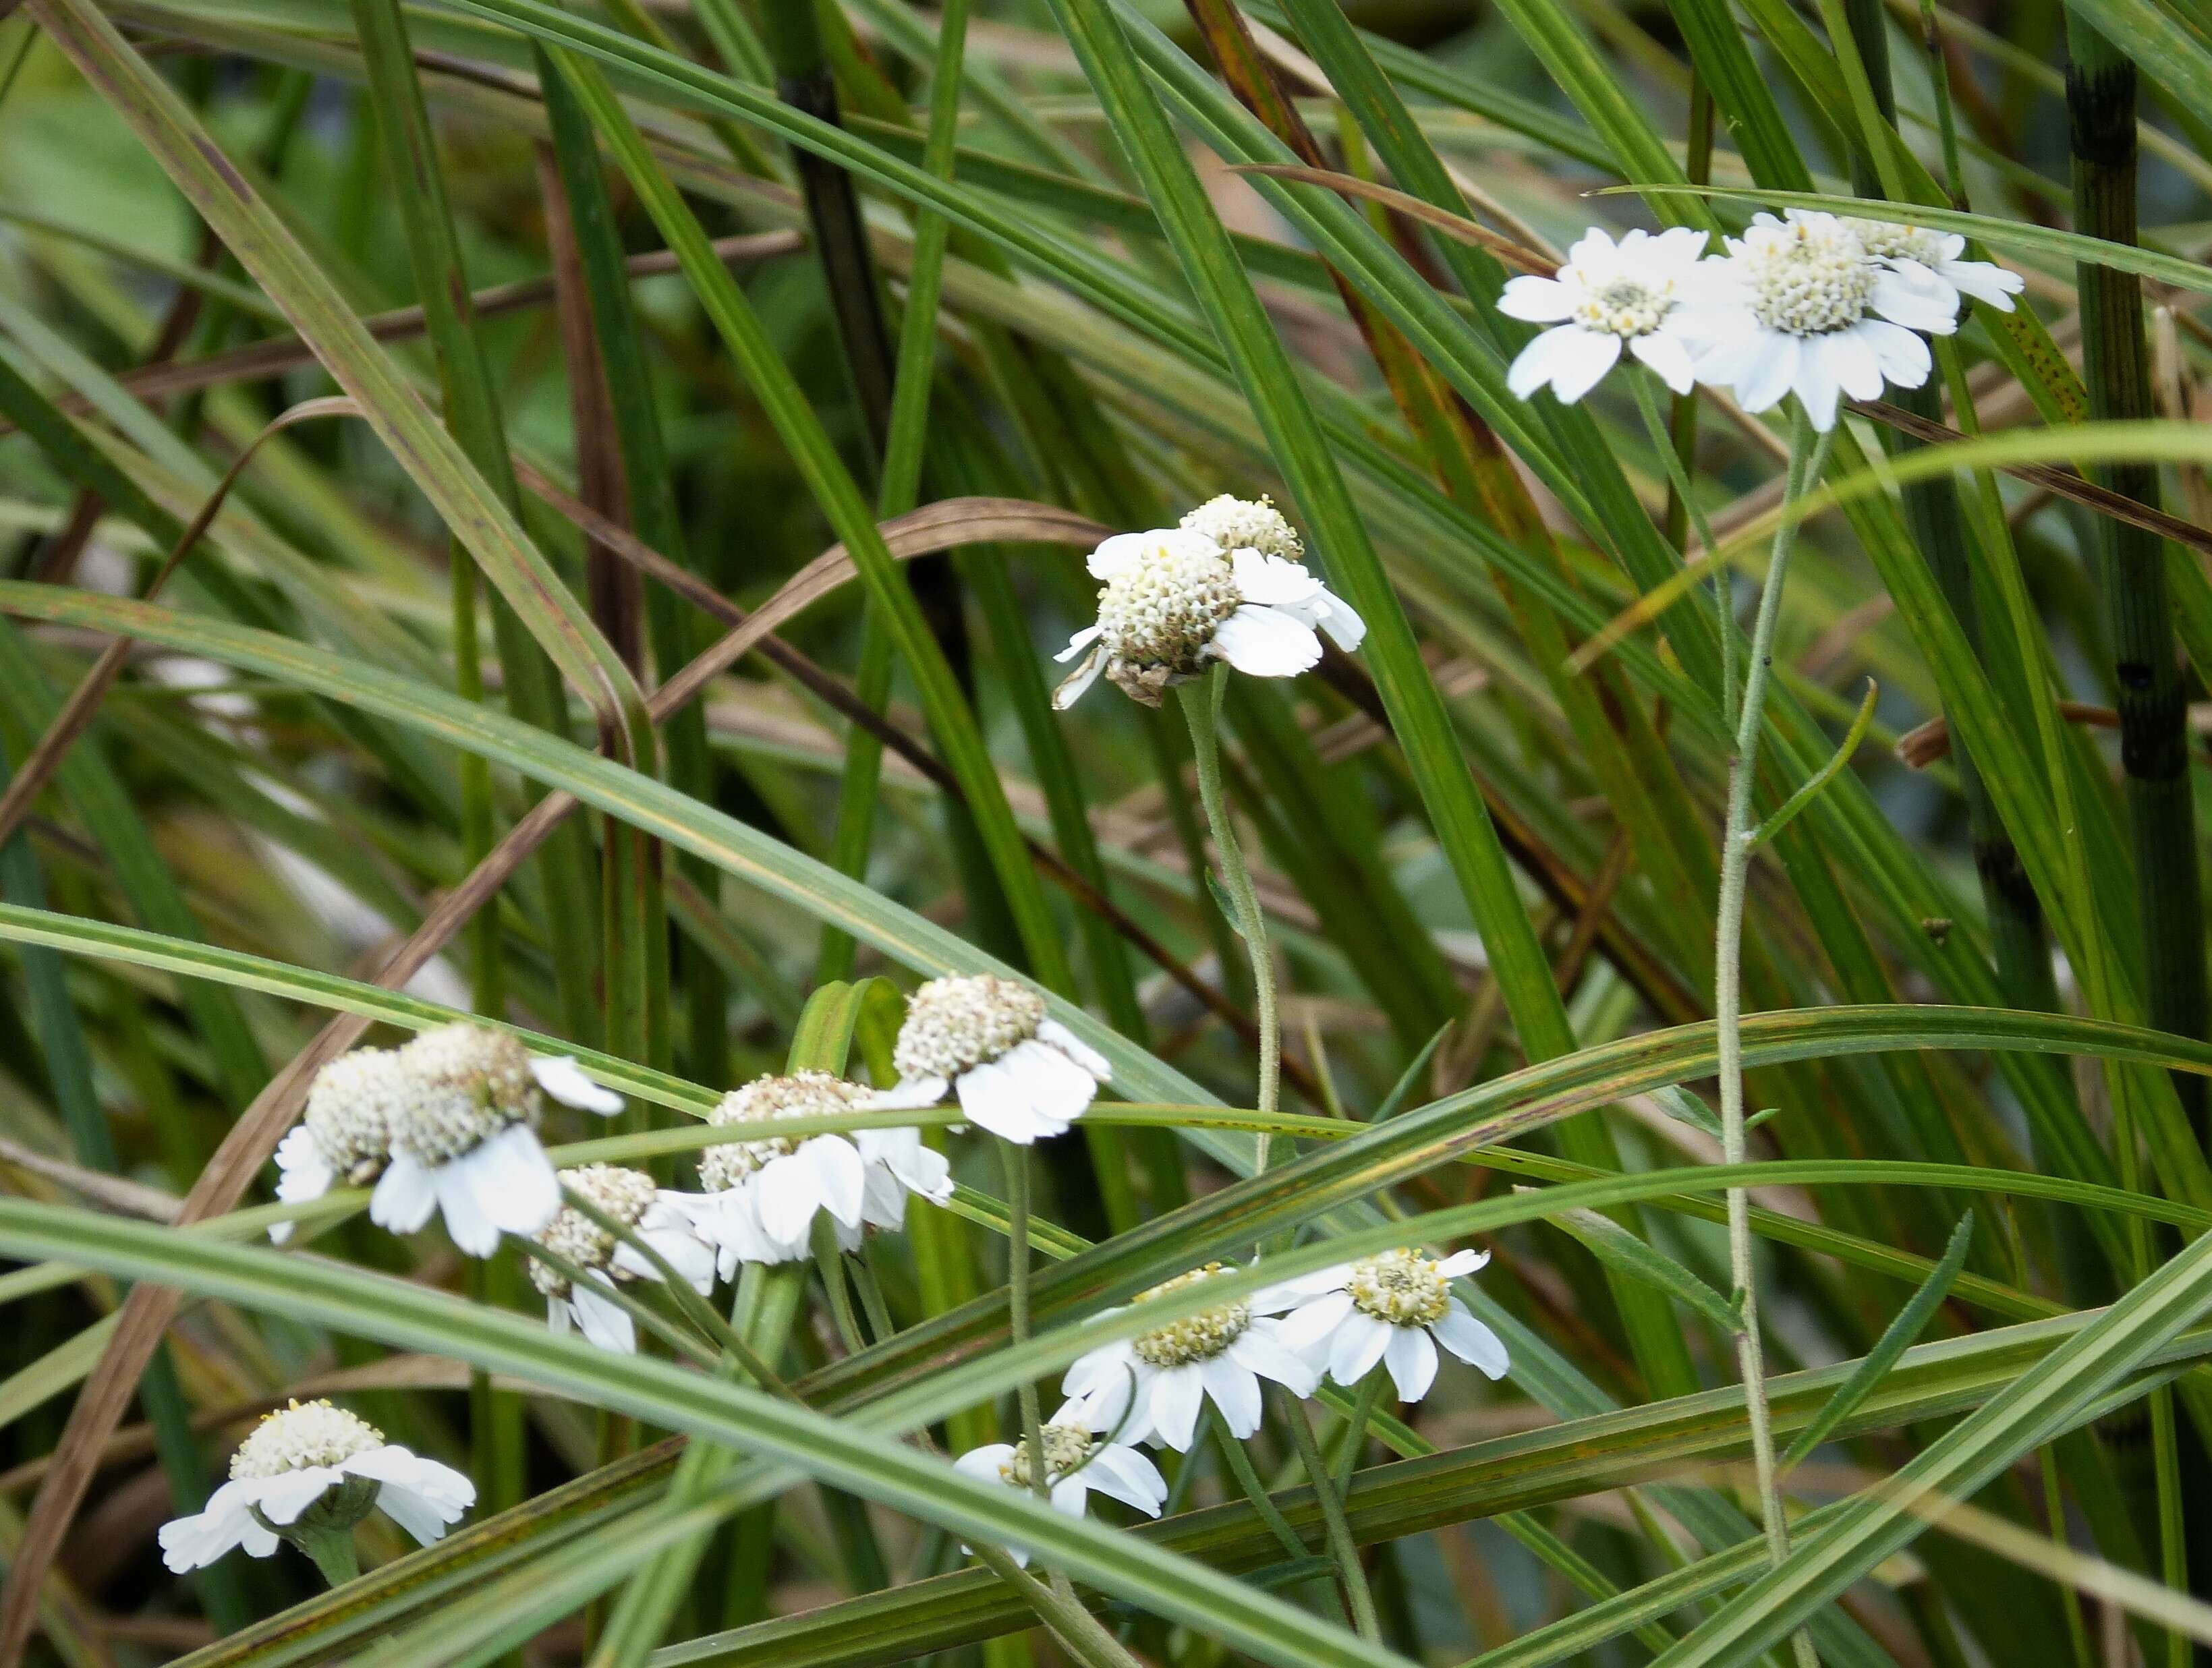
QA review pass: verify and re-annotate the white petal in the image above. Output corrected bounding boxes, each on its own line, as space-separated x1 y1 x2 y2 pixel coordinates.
1229 548 1324 606
1274 1289 1356 1356
1494 275 1577 323
1327 1314 1393 1386
1431 1299 1512 1379
1563 226 1621 271
369 1153 438 1236
1823 327 1886 403
254 1467 343 1528
571 1277 638 1353
753 1149 828 1247
1210 606 1322 679
159 1483 260 1572
1506 324 1579 399
1860 318 1931 390
1199 1356 1262 1437
1035 1019 1112 1083
1151 1367 1207 1451
1228 1321 1322 1396
1086 532 1150 579
1545 327 1623 404
1869 268 1958 335
1311 589 1365 653
1052 648 1106 710
1062 1341 1137 1401
1434 1248 1487 1277
869 1076 948 1112
1794 338 1844 432
1049 1476 1090 1517
1055 623 1103 664
1383 1325 1439 1402
807 1137 868 1227
1944 258 2021 310
1734 333 1800 414
1628 327 1697 395
1003 1037 1104 1126
1084 1445 1166 1515
530 1055 624 1114
435 1159 499 1258
955 1444 1015 1483
955 1056 1053 1143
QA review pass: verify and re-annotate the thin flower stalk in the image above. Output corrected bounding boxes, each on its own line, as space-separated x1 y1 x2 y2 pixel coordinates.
1715 403 1832 1634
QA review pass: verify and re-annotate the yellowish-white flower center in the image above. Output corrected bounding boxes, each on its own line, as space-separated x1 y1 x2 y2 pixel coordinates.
230 1400 382 1479
1179 494 1302 561
529 1163 659 1298
698 1072 870 1192
998 1422 1098 1488
893 975 1046 1083
302 1047 409 1183
1570 275 1674 339
1346 1248 1452 1327
1095 536 1241 684
1131 1263 1250 1367
1740 219 1876 336
1842 217 1943 267
389 1024 541 1167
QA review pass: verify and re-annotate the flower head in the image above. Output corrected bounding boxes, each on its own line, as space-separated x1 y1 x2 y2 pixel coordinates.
1498 226 1712 402
1264 1246 1508 1402
690 1072 951 1274
527 1163 717 1352
1842 217 2023 316
270 1046 415 1242
1058 1263 1319 1451
1054 512 1365 709
158 1400 474 1572
952 1422 1166 1565
875 975 1110 1144
365 1023 621 1257
1690 210 1958 430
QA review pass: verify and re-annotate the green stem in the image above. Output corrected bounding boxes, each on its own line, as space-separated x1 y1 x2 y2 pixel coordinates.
1715 404 1830 1668
1283 1390 1379 1640
1000 1142 1049 1513
1332 1368 1388 1499
1181 667 1279 1133
290 1525 361 1588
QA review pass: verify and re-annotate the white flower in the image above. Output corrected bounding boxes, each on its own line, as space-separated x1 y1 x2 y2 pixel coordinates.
952 1422 1166 1565
158 1400 473 1572
366 1024 620 1257
269 1045 413 1243
1498 225 1712 402
1179 493 1304 560
689 1072 952 1275
1264 1247 1509 1402
1688 210 1958 431
1053 515 1365 709
526 1163 718 1353
1056 1263 1320 1451
1842 217 2023 316
874 975 1110 1145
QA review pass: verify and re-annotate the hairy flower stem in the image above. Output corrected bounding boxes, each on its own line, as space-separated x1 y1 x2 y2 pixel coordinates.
1182 667 1279 1137
1284 1393 1380 1640
1717 405 1830 1667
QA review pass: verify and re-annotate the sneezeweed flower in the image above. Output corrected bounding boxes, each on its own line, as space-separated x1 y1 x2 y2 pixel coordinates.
1052 507 1365 708
875 975 1110 1144
1266 1247 1510 1402
1691 210 1959 431
527 1163 718 1353
691 1071 951 1274
159 1400 473 1572
269 1045 412 1243
1057 1263 1319 1451
368 1023 622 1257
952 1422 1167 1565
1498 226 1712 403
1842 217 2024 316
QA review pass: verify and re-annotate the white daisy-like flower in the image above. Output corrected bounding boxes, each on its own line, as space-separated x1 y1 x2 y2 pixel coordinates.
874 975 1110 1145
1842 217 2023 316
951 1422 1167 1565
1052 515 1365 709
688 1071 952 1275
1179 492 1303 560
157 1400 473 1572
1265 1247 1510 1402
268 1045 413 1244
1688 210 1958 431
1056 1262 1320 1451
366 1023 621 1257
526 1163 718 1353
1498 225 1713 402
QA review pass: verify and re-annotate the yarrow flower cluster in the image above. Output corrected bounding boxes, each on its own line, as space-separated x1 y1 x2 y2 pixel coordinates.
527 1163 717 1353
273 1024 621 1254
1503 209 2022 430
1058 1263 1318 1451
1265 1247 1509 1402
1054 497 1365 708
953 1422 1166 1564
689 1071 952 1273
159 1400 473 1571
876 974 1111 1143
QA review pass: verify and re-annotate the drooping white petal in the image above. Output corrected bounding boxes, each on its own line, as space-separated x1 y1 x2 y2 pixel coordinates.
1869 268 1959 335
870 1075 948 1112
1545 326 1624 404
271 1126 334 1243
1734 330 1800 414
1210 605 1323 679
1200 1354 1262 1437
1494 275 1577 324
1151 1366 1208 1451
954 1054 1054 1143
1628 327 1697 395
1860 318 1932 390
1229 548 1325 607
1274 1289 1356 1356
1035 1019 1112 1083
1431 1298 1512 1379
1055 623 1103 663
1228 1321 1323 1396
435 1158 500 1258
1506 324 1580 399
252 1466 345 1528
1825 325 1888 405
1062 1340 1137 1402
1794 337 1844 432
1051 645 1106 710
1086 532 1151 580
571 1275 638 1353
1327 1313 1394 1386
954 1443 1015 1482
1049 1476 1090 1517
159 1481 264 1572
751 1150 828 1249
530 1056 624 1115
1383 1325 1440 1402
1083 1445 1168 1514
369 1153 438 1236
1002 1036 1106 1128
1942 258 2022 311
1433 1248 1488 1278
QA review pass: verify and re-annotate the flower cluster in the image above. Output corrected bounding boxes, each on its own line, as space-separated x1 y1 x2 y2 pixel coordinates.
1054 497 1365 708
526 1163 718 1352
1500 210 2020 430
159 1401 472 1572
875 974 1111 1143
